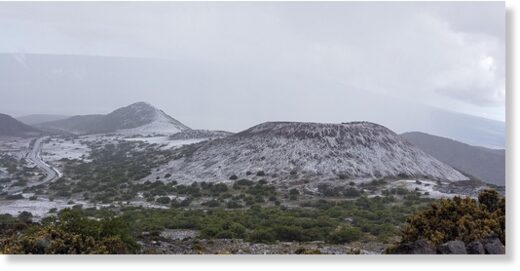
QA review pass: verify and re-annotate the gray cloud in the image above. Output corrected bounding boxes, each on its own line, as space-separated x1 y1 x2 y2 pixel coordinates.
0 1 506 123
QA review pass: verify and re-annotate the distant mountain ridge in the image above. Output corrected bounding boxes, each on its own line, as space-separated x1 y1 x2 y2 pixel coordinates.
424 110 505 149
36 114 105 134
401 131 505 186
36 102 190 135
0 113 41 137
153 121 468 184
16 114 70 125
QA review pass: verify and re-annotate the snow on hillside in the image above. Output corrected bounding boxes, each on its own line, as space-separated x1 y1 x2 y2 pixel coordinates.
112 102 189 136
41 137 91 163
0 196 168 218
116 110 186 136
35 102 191 136
151 121 468 184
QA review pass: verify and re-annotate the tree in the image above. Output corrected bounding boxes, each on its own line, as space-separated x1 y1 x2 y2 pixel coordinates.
17 211 33 223
155 196 171 204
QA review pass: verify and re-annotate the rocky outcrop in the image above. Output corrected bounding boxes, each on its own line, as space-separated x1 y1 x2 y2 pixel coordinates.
467 241 485 254
389 235 505 255
480 234 506 254
437 241 467 254
389 240 436 254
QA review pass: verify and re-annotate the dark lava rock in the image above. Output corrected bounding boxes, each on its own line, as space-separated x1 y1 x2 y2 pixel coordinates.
391 240 436 254
467 241 485 254
437 240 467 254
480 236 505 254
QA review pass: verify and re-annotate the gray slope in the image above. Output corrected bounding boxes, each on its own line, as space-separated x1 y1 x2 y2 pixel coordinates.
156 121 468 184
17 114 70 125
36 114 105 134
401 131 505 186
0 113 41 137
36 102 189 135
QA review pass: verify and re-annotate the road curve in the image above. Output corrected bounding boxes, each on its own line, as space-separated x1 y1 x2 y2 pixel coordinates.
7 137 61 194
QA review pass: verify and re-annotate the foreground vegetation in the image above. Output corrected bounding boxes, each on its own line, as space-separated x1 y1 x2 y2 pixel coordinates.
0 209 138 254
0 188 504 254
388 189 505 252
1 190 434 254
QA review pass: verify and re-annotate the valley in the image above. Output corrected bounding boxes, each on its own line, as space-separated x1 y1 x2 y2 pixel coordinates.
0 102 505 254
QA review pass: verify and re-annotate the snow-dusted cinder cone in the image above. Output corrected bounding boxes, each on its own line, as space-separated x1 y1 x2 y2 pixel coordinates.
154 121 468 184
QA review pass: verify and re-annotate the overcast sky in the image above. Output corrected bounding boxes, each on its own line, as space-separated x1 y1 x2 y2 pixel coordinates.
0 1 506 131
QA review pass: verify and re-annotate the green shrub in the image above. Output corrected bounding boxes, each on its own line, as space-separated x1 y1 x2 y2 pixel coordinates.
226 200 243 209
343 187 361 197
155 196 171 205
248 228 276 243
202 199 221 208
289 188 300 200
327 226 362 244
0 209 139 254
396 189 505 246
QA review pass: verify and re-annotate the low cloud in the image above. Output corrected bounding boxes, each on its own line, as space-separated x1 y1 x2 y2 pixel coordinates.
0 1 506 121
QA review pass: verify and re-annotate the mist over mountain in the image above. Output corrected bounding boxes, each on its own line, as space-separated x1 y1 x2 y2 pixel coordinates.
153 121 468 184
419 110 504 149
16 114 70 125
401 131 505 186
35 114 105 134
0 53 504 148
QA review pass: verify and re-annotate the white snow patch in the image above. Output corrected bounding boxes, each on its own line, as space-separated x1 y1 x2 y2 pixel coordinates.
115 109 188 136
0 198 77 217
0 197 169 219
391 179 461 199
41 138 91 162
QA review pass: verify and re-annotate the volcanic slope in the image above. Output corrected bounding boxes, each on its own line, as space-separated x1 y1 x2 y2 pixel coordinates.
154 121 468 184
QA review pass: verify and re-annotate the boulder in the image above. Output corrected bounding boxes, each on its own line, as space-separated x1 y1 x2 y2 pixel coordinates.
437 240 467 254
391 240 436 254
466 241 485 254
480 235 505 254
